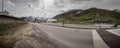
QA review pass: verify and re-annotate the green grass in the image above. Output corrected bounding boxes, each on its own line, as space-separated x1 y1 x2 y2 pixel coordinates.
0 22 28 36
56 15 120 24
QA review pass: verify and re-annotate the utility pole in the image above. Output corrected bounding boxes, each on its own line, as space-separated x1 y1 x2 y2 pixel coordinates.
2 0 4 14
62 11 66 27
63 16 65 27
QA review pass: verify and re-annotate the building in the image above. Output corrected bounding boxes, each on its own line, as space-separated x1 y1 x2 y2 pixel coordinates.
0 14 24 23
93 20 112 24
46 19 57 23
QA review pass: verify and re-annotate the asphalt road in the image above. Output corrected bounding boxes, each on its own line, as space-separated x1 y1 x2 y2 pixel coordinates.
44 23 114 29
32 23 94 48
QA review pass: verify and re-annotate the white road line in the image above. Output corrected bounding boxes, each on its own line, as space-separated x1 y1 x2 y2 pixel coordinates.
92 30 109 48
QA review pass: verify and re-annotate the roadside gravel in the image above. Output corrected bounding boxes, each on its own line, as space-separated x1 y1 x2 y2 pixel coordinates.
13 23 69 48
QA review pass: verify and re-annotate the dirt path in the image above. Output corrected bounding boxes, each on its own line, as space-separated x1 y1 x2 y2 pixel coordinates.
13 23 68 48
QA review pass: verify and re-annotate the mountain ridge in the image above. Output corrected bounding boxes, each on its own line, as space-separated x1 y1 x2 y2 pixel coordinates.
54 8 120 24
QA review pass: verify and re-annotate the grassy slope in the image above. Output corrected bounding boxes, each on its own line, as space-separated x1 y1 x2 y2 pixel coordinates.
0 22 28 48
55 8 120 24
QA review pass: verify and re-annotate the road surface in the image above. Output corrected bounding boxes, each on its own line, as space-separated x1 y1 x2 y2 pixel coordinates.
44 23 115 29
32 23 94 48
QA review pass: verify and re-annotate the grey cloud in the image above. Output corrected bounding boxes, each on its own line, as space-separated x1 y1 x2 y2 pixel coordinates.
89 0 120 9
10 0 38 3
0 0 120 17
69 0 91 3
53 0 87 8
106 0 120 6
10 0 39 7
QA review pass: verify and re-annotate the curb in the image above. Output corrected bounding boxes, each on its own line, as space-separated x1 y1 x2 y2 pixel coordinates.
44 24 97 29
92 30 109 48
107 30 120 37
44 24 119 30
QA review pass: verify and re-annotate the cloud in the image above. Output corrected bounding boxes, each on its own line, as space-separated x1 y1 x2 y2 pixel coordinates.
0 0 120 18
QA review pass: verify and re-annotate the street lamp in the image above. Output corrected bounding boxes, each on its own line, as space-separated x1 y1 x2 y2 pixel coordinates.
62 11 66 27
63 16 65 27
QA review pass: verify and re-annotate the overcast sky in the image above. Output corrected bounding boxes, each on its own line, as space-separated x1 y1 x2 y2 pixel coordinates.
0 0 120 18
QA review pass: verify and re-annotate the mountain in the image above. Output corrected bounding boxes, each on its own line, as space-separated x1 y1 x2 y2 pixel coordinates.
54 9 82 19
54 8 120 24
114 9 120 13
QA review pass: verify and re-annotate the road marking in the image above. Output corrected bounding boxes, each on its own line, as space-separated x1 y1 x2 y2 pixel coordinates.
92 30 109 48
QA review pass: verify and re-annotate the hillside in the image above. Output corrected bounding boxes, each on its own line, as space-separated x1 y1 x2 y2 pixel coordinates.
54 9 82 19
54 8 120 24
